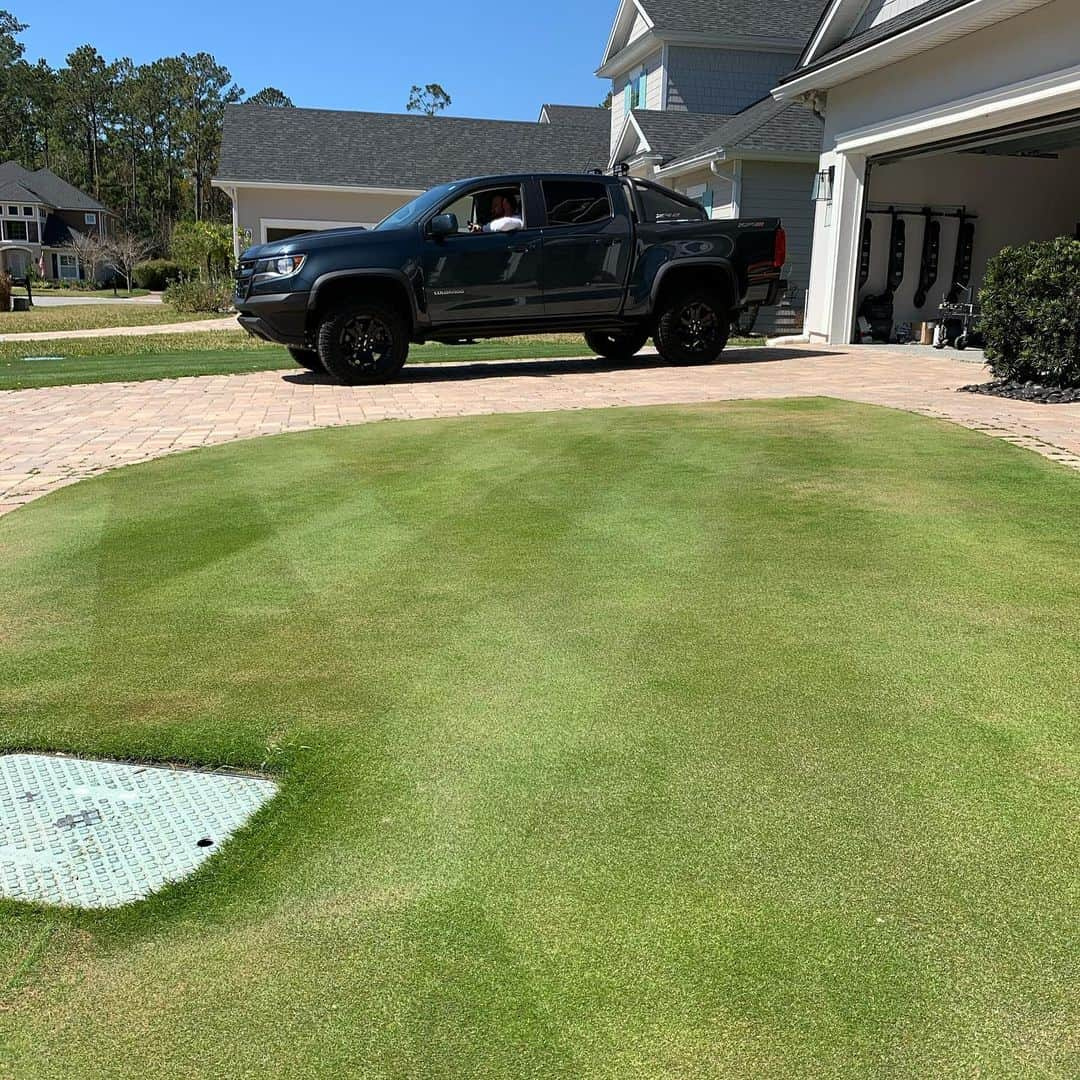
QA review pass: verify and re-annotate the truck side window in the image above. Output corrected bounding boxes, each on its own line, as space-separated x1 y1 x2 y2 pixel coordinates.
542 181 612 227
635 183 707 224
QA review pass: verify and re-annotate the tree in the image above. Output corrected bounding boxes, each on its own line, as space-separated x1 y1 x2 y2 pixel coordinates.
104 228 153 292
407 83 451 117
247 86 293 108
65 229 107 284
57 45 117 196
599 90 613 109
170 219 232 280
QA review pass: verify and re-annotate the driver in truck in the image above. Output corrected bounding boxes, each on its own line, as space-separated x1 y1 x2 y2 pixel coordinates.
468 190 523 233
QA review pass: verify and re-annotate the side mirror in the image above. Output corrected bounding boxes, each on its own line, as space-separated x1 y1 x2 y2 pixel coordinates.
429 213 458 238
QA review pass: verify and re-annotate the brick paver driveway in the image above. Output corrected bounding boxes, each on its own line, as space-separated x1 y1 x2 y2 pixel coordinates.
2 345 1078 515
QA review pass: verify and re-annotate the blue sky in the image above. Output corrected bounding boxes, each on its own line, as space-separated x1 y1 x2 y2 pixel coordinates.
16 1 617 120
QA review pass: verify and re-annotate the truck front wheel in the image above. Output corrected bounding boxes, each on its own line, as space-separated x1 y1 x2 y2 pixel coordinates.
317 301 409 384
584 329 651 361
655 290 730 365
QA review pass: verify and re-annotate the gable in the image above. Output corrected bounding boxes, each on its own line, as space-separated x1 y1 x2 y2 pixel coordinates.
601 0 654 68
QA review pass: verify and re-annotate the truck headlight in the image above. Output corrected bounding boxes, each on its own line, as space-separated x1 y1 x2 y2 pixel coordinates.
252 254 305 285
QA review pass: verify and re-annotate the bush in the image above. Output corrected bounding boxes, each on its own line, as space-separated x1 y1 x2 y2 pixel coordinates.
980 237 1080 387
163 277 234 313
133 259 185 291
0 271 10 311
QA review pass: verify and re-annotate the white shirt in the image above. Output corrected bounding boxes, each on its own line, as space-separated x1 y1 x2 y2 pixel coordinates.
484 215 524 233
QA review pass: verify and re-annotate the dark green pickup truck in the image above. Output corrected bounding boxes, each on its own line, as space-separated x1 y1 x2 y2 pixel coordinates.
234 172 787 383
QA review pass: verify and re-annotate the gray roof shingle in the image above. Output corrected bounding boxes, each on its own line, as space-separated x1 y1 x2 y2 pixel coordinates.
664 96 823 167
540 104 610 129
789 0 973 76
217 105 611 189
0 161 106 211
627 109 733 161
643 0 829 40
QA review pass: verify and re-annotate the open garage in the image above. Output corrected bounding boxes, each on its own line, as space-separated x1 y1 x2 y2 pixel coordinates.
855 111 1080 343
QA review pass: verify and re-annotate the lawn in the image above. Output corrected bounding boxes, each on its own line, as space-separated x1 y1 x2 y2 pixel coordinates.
0 303 226 335
0 332 697 390
0 400 1076 1078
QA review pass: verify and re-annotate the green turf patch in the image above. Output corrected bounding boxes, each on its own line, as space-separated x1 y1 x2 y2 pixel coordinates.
0 400 1076 1078
0 333 695 391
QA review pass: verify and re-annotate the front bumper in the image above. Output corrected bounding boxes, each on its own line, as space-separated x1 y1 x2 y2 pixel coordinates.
234 291 310 347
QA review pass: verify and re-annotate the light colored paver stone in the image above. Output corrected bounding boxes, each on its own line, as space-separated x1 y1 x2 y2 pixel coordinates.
1 346 1078 515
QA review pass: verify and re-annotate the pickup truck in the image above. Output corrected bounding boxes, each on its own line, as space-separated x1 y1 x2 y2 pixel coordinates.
234 172 786 383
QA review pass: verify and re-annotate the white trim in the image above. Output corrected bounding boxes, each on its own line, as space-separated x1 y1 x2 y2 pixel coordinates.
600 0 654 70
230 185 240 262
833 59 1080 155
660 43 670 109
608 111 651 168
656 148 820 177
212 179 427 196
774 0 1051 98
800 0 869 67
259 217 374 243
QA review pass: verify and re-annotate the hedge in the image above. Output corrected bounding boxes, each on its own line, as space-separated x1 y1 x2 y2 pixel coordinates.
133 259 185 291
980 237 1080 387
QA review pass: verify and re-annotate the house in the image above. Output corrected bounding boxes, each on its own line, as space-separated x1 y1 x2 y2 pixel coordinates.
213 104 610 257
774 0 1080 344
598 0 828 332
0 162 110 282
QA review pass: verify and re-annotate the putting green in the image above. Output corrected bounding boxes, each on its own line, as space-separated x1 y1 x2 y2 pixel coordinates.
1 399 1076 1079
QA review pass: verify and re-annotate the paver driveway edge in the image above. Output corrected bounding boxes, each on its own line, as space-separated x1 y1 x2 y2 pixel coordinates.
1 346 1078 516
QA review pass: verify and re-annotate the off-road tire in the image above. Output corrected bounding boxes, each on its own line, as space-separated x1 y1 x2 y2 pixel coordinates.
317 301 409 385
288 347 324 372
583 328 651 361
654 289 731 365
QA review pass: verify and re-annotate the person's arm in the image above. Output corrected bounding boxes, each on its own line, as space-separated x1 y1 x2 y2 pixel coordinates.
486 216 524 233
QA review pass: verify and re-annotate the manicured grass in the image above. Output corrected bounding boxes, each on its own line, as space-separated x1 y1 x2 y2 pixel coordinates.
0 400 1076 1079
0 332 678 390
0 303 225 334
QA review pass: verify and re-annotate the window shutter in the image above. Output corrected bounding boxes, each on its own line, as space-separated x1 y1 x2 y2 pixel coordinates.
638 70 648 107
703 188 713 217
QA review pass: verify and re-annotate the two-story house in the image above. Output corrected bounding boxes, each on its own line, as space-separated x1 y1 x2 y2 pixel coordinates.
599 0 828 332
0 162 111 282
774 0 1080 345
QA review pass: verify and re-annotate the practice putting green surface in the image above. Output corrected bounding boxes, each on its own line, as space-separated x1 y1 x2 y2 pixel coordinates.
0 399 1076 1078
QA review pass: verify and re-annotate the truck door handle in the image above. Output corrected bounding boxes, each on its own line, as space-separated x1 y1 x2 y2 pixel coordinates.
509 243 534 253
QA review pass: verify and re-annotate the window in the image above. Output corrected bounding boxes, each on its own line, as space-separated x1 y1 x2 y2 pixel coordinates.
58 253 78 280
38 207 46 218
436 185 525 233
624 68 647 112
6 206 16 216
633 181 707 225
84 212 97 225
4 219 27 242
26 221 39 244
22 206 33 216
541 180 612 227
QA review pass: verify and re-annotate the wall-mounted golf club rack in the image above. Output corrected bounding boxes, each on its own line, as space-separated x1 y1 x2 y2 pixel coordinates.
858 205 977 340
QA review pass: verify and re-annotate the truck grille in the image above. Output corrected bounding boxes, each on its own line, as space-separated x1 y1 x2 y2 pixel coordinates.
234 260 255 301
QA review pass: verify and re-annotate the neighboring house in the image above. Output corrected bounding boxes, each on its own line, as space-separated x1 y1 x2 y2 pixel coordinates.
213 104 609 257
774 0 1080 344
598 0 828 332
0 162 110 282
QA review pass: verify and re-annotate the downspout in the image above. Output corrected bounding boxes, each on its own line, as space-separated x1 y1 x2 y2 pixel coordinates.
230 186 240 263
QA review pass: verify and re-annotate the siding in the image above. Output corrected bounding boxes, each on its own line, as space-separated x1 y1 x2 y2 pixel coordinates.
737 160 816 335
610 49 664 154
853 0 932 33
666 48 795 116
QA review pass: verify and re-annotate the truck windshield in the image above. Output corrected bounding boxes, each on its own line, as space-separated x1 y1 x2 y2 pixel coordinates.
373 182 466 230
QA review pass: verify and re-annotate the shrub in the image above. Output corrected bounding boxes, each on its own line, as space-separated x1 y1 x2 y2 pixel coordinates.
163 277 234 313
170 221 233 280
980 237 1080 387
133 259 184 291
0 271 10 312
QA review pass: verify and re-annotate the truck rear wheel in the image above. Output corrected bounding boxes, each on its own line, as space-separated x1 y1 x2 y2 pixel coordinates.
584 329 651 361
288 347 324 373
317 301 409 385
655 290 730 365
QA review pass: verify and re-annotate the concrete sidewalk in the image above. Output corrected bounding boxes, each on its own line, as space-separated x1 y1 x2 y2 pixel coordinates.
1 346 1078 515
0 315 238 343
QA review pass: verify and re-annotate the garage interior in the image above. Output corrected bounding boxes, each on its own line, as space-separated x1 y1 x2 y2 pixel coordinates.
854 109 1080 345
